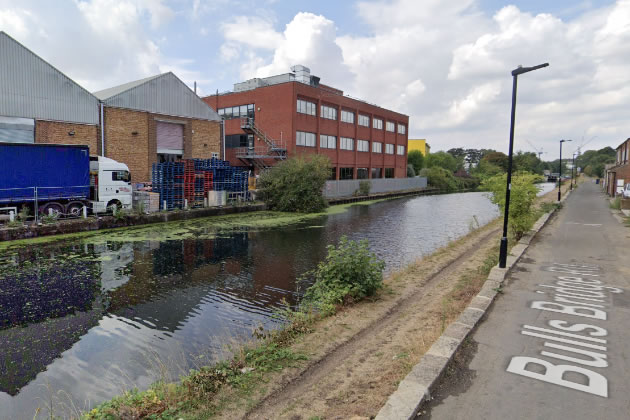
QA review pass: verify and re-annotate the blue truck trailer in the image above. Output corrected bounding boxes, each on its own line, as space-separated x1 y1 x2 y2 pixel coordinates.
0 142 132 217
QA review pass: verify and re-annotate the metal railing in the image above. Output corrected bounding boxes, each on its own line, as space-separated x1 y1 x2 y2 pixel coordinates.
0 185 90 223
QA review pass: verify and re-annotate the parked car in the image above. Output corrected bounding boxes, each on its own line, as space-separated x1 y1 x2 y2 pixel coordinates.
623 183 630 199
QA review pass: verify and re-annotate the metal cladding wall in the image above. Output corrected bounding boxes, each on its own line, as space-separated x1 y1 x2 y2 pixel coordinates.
323 177 428 198
0 143 90 203
95 72 221 122
0 32 99 125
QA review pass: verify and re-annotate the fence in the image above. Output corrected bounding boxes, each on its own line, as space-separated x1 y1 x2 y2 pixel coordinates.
323 177 428 199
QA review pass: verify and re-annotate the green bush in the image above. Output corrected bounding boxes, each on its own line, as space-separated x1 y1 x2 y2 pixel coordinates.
258 155 331 213
455 176 480 191
482 172 540 239
425 151 459 172
420 167 459 192
407 150 424 174
301 236 385 315
356 180 371 196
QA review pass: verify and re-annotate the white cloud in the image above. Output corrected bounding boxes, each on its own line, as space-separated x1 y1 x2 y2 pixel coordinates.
221 16 283 50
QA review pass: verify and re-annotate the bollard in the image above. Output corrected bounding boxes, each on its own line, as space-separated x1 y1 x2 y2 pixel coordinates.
9 210 14 222
204 198 208 207
82 205 87 218
48 208 53 216
184 199 188 210
163 200 167 211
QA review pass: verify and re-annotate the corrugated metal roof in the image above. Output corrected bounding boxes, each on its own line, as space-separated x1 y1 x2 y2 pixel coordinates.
94 72 220 121
0 31 99 125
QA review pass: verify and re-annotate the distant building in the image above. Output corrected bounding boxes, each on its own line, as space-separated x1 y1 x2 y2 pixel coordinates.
408 139 430 156
0 31 99 150
94 73 222 182
202 65 409 179
605 138 630 196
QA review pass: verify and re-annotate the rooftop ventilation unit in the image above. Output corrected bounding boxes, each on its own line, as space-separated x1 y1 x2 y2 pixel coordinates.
291 65 311 85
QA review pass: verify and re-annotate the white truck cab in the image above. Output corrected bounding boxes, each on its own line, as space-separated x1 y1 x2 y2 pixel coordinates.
90 156 133 213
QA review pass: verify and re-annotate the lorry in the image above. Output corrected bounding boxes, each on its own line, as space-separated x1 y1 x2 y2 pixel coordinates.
0 142 132 218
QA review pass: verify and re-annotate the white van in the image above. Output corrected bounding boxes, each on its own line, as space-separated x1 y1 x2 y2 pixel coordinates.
89 156 133 213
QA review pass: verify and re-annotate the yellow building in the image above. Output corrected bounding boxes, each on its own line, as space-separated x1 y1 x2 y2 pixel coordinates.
408 139 430 156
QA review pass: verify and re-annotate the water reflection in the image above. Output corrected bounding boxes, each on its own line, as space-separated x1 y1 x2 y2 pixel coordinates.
0 192 498 418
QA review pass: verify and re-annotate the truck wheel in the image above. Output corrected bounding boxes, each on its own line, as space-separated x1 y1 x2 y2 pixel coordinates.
107 200 122 213
40 202 64 217
66 202 85 217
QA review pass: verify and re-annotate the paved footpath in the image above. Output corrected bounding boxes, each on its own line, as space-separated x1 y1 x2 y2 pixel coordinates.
427 181 630 419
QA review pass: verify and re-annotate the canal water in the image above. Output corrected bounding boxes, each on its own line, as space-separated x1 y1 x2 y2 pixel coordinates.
0 191 508 418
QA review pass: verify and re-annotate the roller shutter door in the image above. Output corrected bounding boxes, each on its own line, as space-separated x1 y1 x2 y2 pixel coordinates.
156 121 184 154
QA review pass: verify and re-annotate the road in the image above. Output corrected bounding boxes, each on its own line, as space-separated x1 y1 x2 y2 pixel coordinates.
425 181 630 419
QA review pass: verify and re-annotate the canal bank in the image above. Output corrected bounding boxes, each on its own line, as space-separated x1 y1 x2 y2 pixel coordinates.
0 188 443 243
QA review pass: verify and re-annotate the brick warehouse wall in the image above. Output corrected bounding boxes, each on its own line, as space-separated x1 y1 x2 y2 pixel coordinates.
104 107 221 183
35 120 98 152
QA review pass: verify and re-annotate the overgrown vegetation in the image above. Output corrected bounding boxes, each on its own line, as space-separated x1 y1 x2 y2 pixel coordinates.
355 180 371 196
258 155 331 213
420 167 459 192
610 196 621 210
482 172 541 239
300 236 385 315
407 150 424 174
83 236 384 419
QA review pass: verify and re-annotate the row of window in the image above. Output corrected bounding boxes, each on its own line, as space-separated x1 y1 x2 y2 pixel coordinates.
296 131 405 154
218 104 255 119
296 99 406 133
333 167 396 180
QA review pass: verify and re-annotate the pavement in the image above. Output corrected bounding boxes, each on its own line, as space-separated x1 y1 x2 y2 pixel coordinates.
425 181 630 419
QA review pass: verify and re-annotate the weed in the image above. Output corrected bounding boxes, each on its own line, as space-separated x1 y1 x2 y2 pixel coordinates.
18 205 30 221
41 213 59 225
610 197 621 210
112 207 128 221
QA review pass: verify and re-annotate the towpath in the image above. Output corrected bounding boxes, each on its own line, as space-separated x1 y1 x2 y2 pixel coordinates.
425 181 630 419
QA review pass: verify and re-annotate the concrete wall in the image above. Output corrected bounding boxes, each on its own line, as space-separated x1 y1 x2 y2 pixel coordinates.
323 177 427 198
35 121 98 152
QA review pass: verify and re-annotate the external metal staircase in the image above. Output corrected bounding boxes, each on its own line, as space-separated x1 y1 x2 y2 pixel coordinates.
236 117 287 170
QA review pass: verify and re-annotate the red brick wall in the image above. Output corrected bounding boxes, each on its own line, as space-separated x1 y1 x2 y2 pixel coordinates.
609 163 630 196
203 81 409 178
35 121 98 153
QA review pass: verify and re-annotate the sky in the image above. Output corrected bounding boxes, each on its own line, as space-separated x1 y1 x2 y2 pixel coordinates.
0 0 628 160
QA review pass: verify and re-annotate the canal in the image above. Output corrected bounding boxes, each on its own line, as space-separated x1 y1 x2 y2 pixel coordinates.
0 190 512 418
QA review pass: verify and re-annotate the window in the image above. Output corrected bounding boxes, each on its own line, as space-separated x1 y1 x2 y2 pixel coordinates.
372 142 382 153
296 131 316 147
217 104 255 119
397 145 405 155
386 121 395 132
371 168 382 179
329 167 337 180
341 110 355 124
297 99 316 116
357 168 369 179
373 118 383 129
340 137 354 150
111 170 131 182
385 144 394 154
320 134 336 149
385 168 395 178
340 167 354 180
397 124 406 134
358 114 370 127
321 105 337 120
357 140 369 152
225 134 249 148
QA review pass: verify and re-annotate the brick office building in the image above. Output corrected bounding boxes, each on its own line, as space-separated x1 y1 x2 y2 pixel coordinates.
203 65 409 179
94 73 222 182
0 31 99 150
606 138 630 196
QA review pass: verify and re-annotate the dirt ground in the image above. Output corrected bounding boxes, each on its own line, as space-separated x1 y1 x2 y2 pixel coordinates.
211 216 503 420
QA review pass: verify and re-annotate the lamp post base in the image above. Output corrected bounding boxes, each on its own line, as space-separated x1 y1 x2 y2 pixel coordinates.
499 236 508 268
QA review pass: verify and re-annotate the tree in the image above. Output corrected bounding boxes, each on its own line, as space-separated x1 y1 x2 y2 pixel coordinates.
258 155 330 213
419 167 459 192
407 150 424 174
513 151 543 174
426 151 459 173
481 151 509 171
482 172 540 239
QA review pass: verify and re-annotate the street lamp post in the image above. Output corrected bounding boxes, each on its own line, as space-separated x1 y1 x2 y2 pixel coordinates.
558 139 572 201
499 62 549 269
571 152 577 190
